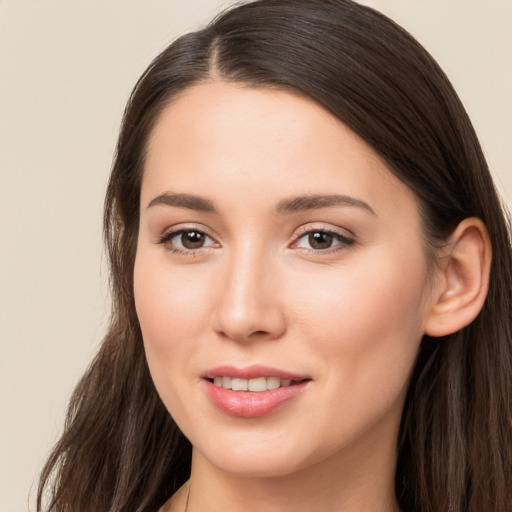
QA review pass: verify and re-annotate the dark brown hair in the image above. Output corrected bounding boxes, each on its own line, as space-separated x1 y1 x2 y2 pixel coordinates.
37 1 512 511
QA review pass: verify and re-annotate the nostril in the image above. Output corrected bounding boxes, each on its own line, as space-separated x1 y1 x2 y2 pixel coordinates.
248 330 270 340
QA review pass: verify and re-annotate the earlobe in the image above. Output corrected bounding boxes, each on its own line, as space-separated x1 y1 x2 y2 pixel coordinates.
424 218 492 337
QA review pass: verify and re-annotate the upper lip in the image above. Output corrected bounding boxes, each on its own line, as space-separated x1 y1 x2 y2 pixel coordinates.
203 364 310 381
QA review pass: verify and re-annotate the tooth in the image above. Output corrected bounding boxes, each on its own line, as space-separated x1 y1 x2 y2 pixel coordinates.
248 377 267 392
213 377 222 387
280 379 292 387
267 377 280 390
231 378 248 391
222 376 232 389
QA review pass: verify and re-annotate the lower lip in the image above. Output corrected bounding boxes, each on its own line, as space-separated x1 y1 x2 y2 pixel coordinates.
203 379 309 418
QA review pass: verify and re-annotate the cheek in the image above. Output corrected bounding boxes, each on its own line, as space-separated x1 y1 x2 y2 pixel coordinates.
294 244 428 404
298 246 427 331
133 250 218 429
133 251 212 373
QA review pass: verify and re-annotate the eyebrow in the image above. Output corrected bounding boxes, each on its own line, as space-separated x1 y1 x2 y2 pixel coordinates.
276 194 376 215
146 192 376 216
147 192 218 213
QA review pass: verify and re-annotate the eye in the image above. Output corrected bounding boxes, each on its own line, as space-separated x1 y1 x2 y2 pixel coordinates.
159 229 217 252
294 229 354 251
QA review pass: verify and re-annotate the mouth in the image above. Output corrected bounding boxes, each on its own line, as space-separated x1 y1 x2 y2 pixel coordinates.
202 365 311 417
208 376 304 392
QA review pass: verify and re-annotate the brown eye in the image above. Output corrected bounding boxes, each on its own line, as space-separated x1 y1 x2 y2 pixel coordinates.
162 229 217 252
180 230 205 249
308 231 333 249
294 229 355 252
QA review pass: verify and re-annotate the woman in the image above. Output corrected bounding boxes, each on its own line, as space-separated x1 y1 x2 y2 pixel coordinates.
37 1 512 511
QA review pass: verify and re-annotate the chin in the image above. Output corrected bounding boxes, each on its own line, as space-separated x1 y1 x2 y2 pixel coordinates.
199 448 308 478
189 427 328 479
188 429 291 474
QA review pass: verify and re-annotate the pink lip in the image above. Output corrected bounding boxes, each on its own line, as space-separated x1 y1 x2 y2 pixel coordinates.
202 365 311 418
203 364 309 380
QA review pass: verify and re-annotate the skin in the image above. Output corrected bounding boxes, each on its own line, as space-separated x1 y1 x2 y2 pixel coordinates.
134 82 448 512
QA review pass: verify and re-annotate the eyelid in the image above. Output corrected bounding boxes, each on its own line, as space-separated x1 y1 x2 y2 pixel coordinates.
291 224 356 252
154 222 355 255
156 223 220 253
293 223 355 239
157 222 217 240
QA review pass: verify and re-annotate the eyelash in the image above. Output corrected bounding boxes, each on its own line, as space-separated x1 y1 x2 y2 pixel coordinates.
292 226 356 253
157 227 218 256
157 226 355 255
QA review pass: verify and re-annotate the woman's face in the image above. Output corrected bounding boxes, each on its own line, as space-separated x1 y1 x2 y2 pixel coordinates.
134 82 437 477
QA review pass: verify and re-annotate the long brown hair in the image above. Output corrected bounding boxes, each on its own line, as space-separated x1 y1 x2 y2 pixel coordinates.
37 1 512 511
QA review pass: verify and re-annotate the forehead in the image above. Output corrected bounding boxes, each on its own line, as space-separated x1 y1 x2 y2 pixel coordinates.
146 81 371 172
142 81 418 220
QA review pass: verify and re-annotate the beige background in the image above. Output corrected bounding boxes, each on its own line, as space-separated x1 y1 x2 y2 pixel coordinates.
1 1 510 511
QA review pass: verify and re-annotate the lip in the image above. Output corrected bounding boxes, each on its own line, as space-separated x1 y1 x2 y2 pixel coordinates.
202 364 309 381
202 365 311 418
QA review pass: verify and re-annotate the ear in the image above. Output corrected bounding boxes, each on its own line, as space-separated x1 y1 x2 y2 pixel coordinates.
424 218 492 337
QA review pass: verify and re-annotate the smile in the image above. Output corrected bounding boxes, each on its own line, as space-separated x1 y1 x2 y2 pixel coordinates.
203 365 311 417
211 376 294 392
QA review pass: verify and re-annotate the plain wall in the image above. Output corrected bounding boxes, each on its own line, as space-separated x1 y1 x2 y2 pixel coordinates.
1 1 510 511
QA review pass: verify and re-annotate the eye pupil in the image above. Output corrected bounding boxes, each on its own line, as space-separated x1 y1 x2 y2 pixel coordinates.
181 230 205 249
309 231 333 249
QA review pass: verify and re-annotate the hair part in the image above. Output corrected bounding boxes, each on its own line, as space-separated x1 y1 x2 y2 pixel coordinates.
38 1 512 511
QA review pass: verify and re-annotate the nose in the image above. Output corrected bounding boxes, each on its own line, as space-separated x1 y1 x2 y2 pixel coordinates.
213 246 287 343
